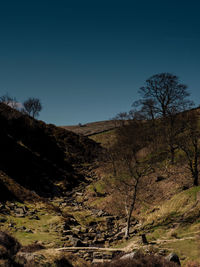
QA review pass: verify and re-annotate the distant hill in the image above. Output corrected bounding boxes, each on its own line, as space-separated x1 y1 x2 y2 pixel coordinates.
61 120 119 136
0 103 100 200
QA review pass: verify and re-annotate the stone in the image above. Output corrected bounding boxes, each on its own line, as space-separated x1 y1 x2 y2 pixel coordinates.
165 253 181 265
18 226 26 231
75 192 83 196
182 185 189 191
0 217 7 223
88 221 97 227
14 207 26 215
158 249 168 255
92 259 111 264
62 230 73 236
93 252 102 259
97 210 104 217
69 237 86 247
141 234 148 244
156 176 166 182
24 229 33 233
71 227 81 234
102 253 112 260
120 251 137 260
29 215 39 220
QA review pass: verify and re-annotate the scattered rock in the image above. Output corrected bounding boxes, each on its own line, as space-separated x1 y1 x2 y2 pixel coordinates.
149 208 160 213
120 251 137 260
0 217 7 223
182 185 189 191
29 215 39 220
18 226 26 231
165 252 181 265
141 234 148 244
97 210 104 217
156 176 166 182
69 237 86 247
62 230 74 236
24 229 33 233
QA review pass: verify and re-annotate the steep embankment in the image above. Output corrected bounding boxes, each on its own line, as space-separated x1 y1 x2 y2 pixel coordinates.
0 103 100 199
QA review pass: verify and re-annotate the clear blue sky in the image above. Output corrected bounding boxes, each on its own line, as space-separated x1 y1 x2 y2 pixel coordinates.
0 0 200 125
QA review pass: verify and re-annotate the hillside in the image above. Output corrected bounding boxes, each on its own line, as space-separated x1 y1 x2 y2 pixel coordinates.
0 103 100 199
61 120 119 136
1 107 200 266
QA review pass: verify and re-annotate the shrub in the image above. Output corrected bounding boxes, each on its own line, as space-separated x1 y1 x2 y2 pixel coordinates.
20 243 45 253
54 256 73 267
0 231 21 257
186 262 200 267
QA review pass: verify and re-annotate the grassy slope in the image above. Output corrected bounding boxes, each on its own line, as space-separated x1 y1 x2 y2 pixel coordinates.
141 186 200 264
81 128 200 265
61 120 119 136
1 114 200 265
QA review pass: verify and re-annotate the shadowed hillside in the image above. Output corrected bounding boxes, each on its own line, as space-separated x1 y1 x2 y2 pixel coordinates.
0 103 100 199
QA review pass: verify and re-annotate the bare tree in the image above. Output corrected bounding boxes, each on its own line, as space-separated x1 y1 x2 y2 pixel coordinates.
113 112 129 127
123 159 152 237
0 93 19 109
109 119 154 237
138 73 193 118
134 73 194 164
132 99 157 121
22 98 42 118
176 110 200 186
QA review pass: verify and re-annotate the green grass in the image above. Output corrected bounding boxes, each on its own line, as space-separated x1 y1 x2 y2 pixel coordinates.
0 204 64 247
88 197 105 207
89 129 116 147
185 186 200 200
147 226 169 241
142 186 200 228
159 238 200 265
71 210 104 226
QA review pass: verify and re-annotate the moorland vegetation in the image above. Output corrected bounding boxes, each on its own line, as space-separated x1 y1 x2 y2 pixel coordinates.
0 73 200 266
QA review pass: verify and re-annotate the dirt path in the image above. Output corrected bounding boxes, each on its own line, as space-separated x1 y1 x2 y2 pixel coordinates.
56 247 125 252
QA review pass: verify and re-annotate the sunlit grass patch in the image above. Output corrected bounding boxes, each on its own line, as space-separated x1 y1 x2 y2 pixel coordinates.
159 238 200 265
143 187 200 228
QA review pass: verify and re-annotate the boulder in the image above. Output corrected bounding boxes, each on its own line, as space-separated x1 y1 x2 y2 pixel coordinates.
69 237 86 247
165 252 181 265
0 217 7 223
156 176 166 182
120 251 137 260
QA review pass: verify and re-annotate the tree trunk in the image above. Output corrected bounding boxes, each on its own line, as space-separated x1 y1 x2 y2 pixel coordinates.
125 207 132 238
192 141 198 186
112 161 117 177
193 171 198 186
189 161 198 186
125 178 139 238
170 146 175 165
